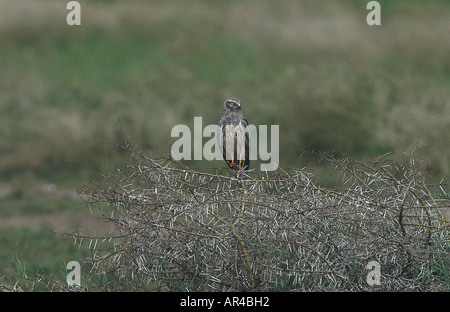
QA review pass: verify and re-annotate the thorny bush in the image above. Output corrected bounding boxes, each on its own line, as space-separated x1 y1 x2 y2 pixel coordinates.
68 141 450 292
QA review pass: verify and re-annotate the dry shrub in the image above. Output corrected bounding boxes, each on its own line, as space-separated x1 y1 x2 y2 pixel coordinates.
77 142 449 291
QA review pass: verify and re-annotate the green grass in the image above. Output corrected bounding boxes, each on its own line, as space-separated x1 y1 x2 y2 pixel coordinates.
0 226 90 290
1 0 449 182
1 193 85 217
0 0 449 290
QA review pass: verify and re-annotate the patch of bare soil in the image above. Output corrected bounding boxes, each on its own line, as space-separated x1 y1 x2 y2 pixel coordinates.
0 183 115 235
0 210 115 235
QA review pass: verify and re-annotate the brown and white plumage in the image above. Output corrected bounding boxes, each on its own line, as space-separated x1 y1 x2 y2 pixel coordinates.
218 97 250 171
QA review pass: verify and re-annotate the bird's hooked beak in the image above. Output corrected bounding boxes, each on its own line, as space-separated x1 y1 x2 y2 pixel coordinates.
225 98 242 110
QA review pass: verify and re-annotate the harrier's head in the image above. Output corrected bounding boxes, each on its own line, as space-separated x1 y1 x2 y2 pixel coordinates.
223 97 241 112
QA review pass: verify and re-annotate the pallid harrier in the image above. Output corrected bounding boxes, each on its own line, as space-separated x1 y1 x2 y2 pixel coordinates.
218 97 250 172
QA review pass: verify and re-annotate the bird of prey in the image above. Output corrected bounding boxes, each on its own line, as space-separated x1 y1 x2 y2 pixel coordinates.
218 97 250 172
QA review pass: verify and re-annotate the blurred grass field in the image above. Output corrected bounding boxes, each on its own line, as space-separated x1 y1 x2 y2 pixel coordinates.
0 0 449 289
